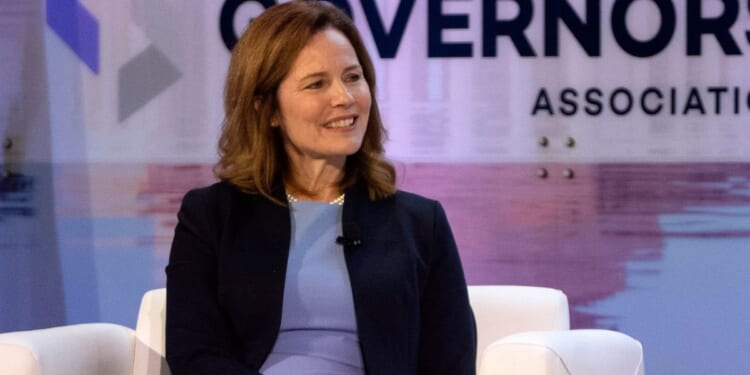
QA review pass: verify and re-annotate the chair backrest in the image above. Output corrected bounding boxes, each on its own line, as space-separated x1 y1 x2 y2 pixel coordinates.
132 288 168 375
467 285 571 370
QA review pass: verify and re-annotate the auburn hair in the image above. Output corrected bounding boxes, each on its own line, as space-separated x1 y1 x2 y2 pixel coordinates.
214 0 396 204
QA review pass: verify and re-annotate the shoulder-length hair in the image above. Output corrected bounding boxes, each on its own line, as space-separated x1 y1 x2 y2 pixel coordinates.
214 0 396 204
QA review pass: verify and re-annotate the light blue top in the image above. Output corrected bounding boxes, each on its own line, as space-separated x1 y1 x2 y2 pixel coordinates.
259 200 365 375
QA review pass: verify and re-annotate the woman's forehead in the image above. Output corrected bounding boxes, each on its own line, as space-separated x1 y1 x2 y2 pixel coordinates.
287 29 359 78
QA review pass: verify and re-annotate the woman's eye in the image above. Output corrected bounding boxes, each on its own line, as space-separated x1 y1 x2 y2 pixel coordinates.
305 81 323 89
346 73 362 82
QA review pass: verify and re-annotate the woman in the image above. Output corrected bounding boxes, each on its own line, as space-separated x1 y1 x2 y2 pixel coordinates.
165 1 476 374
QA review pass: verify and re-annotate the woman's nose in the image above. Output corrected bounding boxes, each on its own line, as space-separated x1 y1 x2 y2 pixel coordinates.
330 80 355 107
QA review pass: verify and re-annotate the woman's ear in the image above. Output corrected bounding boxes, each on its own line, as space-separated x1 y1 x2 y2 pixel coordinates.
271 116 284 128
256 95 281 128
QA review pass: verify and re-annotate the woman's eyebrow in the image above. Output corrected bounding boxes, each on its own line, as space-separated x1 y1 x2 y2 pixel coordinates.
298 71 327 81
299 64 362 81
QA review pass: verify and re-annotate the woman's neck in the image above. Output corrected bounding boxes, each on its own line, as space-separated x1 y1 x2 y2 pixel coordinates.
285 157 345 202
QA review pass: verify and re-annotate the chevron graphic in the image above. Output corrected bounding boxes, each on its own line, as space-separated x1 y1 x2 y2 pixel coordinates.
118 45 181 122
46 0 100 73
117 0 184 122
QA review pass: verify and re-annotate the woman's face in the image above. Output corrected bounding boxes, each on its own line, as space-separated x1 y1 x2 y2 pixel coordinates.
275 28 371 166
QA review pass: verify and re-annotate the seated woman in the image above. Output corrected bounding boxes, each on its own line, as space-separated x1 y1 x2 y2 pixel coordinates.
165 1 476 374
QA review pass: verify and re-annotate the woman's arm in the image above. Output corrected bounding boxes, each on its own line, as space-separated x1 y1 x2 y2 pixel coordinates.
417 201 477 375
165 188 260 375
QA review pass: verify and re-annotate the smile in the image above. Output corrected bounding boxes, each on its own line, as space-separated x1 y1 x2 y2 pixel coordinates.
323 117 356 129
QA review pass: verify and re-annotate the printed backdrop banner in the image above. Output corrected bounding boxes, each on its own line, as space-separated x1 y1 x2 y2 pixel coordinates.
2 1 750 374
23 0 750 163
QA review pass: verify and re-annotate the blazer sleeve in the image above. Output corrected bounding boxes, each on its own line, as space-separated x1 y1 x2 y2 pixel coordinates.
417 201 477 375
165 188 260 375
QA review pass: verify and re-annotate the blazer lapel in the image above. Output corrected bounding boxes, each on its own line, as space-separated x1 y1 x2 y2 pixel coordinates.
221 188 292 368
342 187 414 374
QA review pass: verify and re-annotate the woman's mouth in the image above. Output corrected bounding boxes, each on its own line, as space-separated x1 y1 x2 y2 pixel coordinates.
323 117 356 129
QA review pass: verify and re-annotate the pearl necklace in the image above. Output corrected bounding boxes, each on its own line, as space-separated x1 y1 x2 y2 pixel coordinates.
286 192 345 206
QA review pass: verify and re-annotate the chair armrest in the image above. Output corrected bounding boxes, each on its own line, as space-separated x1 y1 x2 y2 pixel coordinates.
478 329 644 375
468 285 571 370
0 323 135 375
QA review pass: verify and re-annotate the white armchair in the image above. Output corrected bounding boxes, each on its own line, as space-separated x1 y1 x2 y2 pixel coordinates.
0 289 168 375
0 286 644 375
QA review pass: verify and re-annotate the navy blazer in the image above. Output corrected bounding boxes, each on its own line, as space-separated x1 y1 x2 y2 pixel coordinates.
165 181 476 375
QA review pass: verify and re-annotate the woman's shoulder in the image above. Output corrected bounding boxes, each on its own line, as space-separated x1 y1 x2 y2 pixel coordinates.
180 181 237 209
180 181 282 217
392 189 439 208
386 190 445 220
